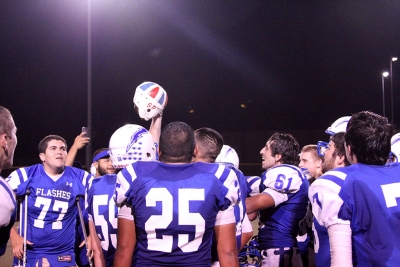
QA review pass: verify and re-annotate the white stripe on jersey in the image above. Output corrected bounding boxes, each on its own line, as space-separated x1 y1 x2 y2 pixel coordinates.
324 170 347 180
81 171 93 188
20 168 28 183
114 164 137 206
6 167 29 190
247 176 261 196
214 166 239 207
312 178 342 194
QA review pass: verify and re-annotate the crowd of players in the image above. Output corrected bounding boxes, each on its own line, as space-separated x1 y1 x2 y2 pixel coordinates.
0 81 400 267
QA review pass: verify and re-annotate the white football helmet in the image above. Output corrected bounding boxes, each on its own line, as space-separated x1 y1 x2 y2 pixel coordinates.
215 145 239 169
109 124 157 168
325 116 351 135
133 81 168 121
390 133 400 162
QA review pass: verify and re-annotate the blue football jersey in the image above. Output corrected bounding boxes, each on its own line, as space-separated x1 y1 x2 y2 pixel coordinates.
308 168 349 267
7 164 86 258
87 174 119 266
114 161 239 266
0 176 16 256
257 164 309 250
338 163 400 267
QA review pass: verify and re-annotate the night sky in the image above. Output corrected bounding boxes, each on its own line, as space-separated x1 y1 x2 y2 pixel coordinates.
1 1 400 167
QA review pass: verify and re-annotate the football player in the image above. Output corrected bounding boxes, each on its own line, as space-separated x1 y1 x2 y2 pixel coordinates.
192 128 250 266
87 81 166 267
309 116 351 267
334 111 400 266
87 124 158 267
246 132 309 267
114 121 240 267
7 135 92 267
0 106 18 257
215 145 254 251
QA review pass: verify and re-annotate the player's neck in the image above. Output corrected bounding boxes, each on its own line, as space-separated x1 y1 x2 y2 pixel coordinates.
43 164 65 176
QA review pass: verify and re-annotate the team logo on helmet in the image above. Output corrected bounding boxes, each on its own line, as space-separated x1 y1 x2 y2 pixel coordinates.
127 127 148 153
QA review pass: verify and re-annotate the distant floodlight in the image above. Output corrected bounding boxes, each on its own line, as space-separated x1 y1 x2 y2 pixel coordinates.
240 104 246 108
383 72 389 77
392 57 398 62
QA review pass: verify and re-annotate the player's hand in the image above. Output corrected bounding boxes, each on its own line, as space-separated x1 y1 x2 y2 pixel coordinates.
11 233 33 259
71 132 90 150
79 238 93 259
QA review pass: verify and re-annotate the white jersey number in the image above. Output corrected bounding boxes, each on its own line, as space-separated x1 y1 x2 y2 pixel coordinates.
381 182 400 208
93 195 118 251
33 196 68 229
145 188 205 253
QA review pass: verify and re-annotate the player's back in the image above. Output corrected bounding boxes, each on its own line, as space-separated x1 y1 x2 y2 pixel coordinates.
258 164 309 249
338 163 400 267
117 161 237 266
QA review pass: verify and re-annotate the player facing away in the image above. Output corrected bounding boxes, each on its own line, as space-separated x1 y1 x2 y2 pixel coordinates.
87 124 158 267
6 135 93 267
331 111 400 266
87 81 167 267
246 132 309 267
0 106 18 257
114 121 240 267
192 127 251 266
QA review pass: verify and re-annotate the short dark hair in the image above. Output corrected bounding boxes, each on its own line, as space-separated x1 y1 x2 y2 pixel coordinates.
194 127 224 162
268 132 300 166
159 122 195 163
331 132 350 166
0 106 15 136
345 111 393 165
38 135 67 154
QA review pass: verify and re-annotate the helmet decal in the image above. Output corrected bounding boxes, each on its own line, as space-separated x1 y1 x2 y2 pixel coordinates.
127 127 148 153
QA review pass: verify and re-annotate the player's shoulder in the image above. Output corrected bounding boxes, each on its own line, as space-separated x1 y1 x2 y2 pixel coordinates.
265 164 304 178
6 164 42 183
94 174 117 186
65 166 88 176
129 160 161 173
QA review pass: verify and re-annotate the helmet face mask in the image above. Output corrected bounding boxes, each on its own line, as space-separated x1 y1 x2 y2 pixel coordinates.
133 82 168 121
109 124 156 168
317 141 329 157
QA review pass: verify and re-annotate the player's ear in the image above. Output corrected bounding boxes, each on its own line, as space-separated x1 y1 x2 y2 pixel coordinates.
39 153 45 162
275 153 282 163
193 145 199 158
0 134 8 155
316 158 322 168
93 161 98 170
336 154 345 166
345 143 356 164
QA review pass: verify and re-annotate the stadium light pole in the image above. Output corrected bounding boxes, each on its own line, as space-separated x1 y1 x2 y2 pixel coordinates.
390 57 397 123
86 0 92 171
382 71 389 118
